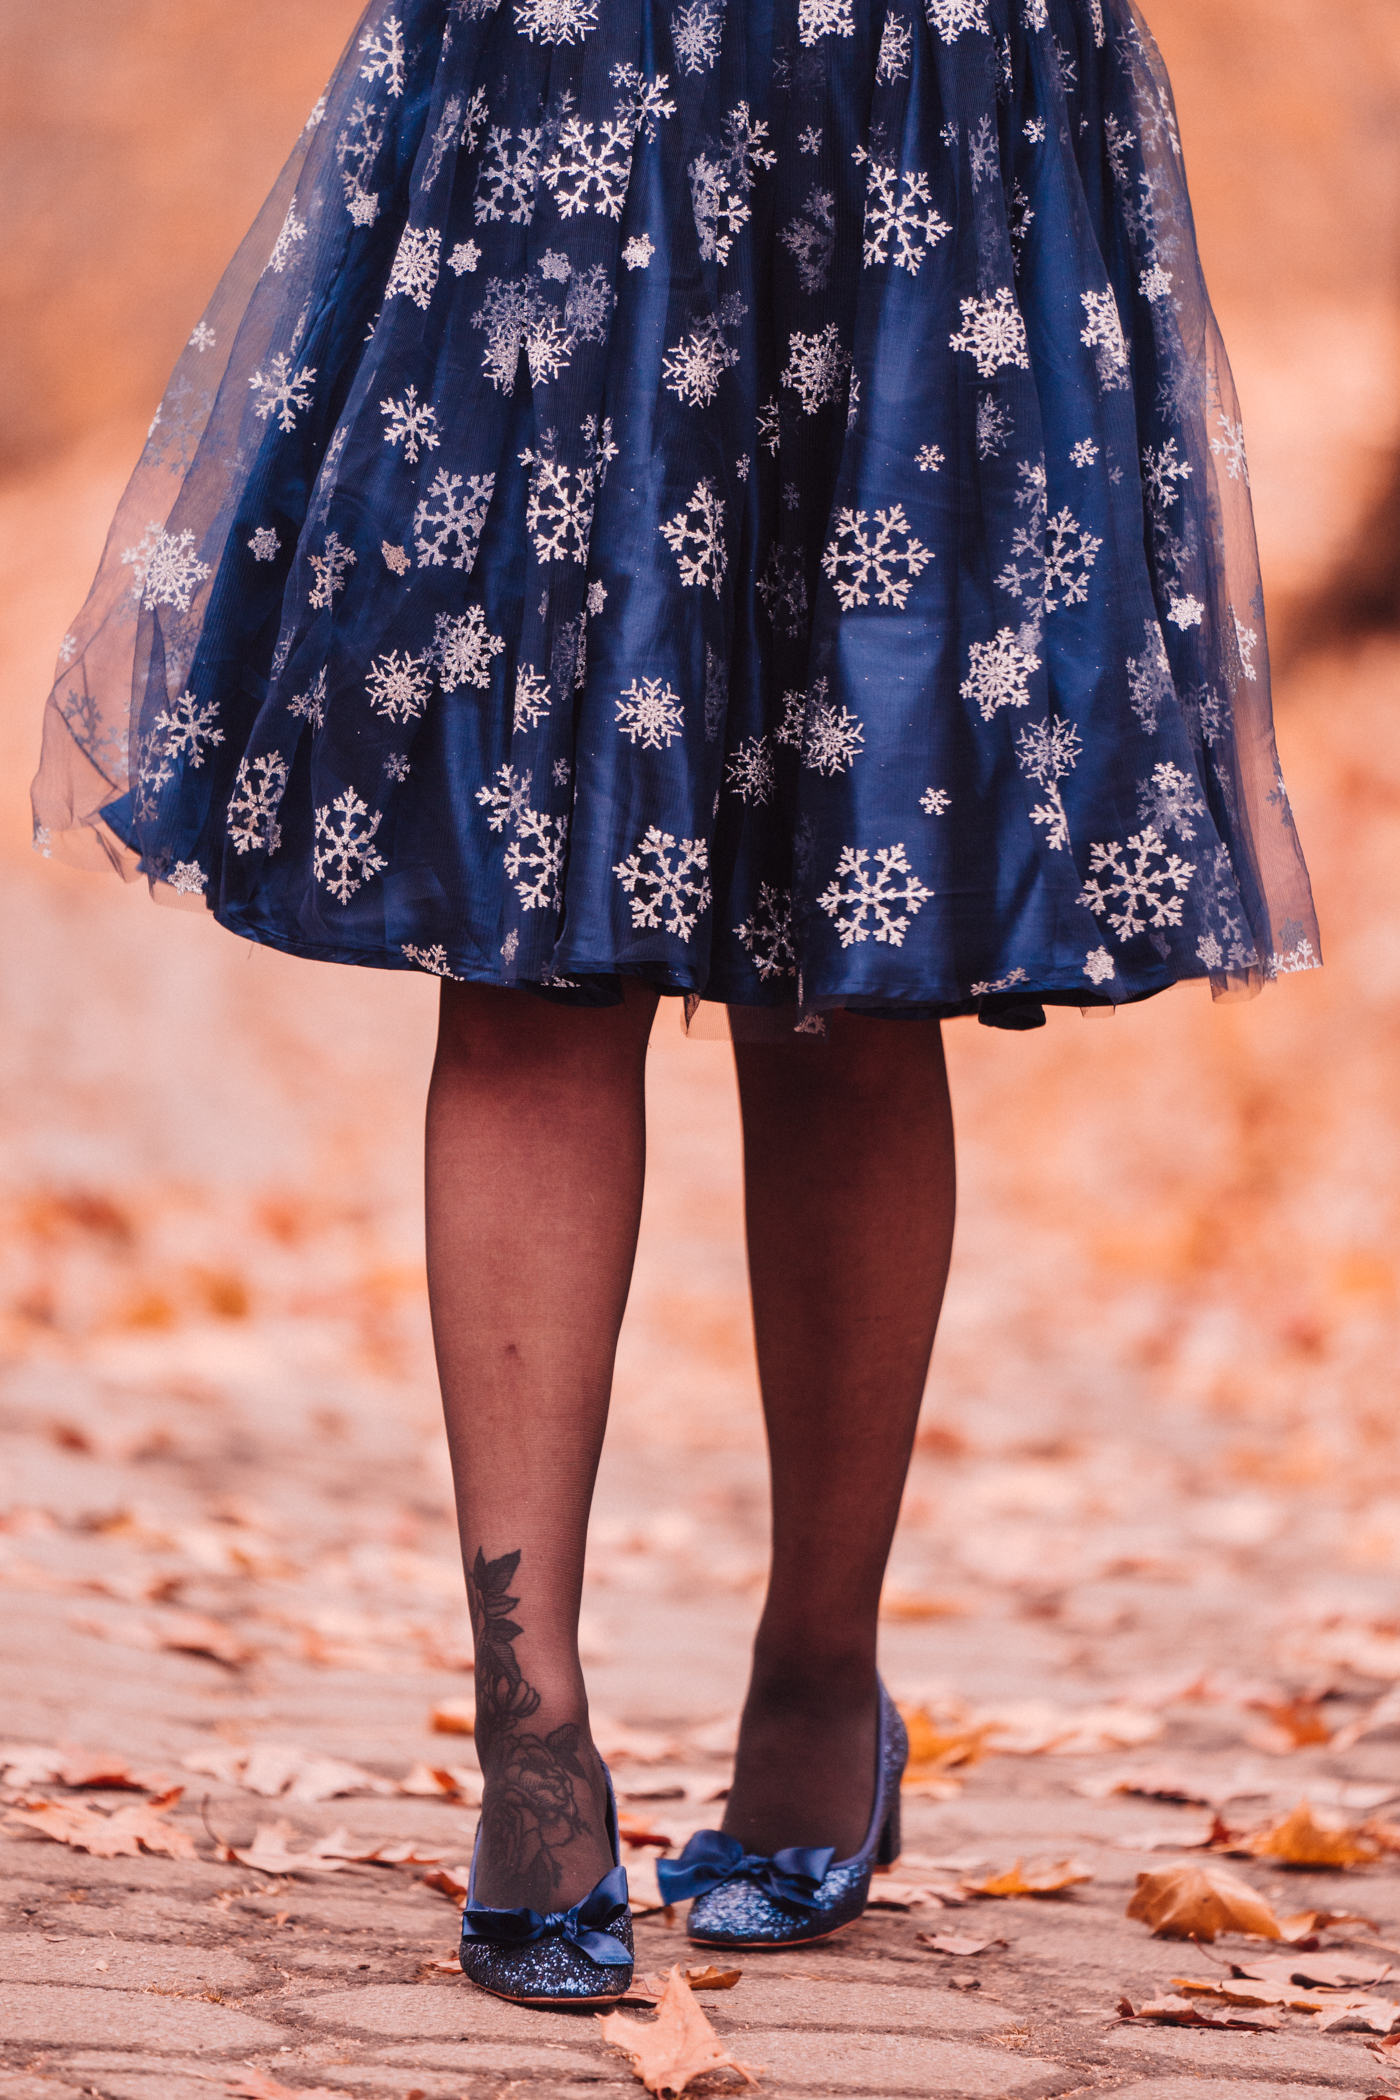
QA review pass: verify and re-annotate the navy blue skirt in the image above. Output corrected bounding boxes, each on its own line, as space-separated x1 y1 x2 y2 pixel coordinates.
32 0 1319 1027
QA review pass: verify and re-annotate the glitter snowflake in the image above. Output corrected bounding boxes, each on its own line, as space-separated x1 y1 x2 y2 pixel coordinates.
359 14 406 94
1083 946 1115 984
248 352 318 432
472 275 574 392
664 317 741 408
152 689 223 768
382 542 410 575
613 827 712 939
821 504 932 610
519 441 604 565
1070 437 1098 467
670 0 724 73
1016 714 1081 851
1140 263 1173 303
857 156 951 274
227 751 290 856
385 224 442 310
289 666 328 729
756 545 810 637
970 966 1030 997
383 751 411 782
1210 412 1250 486
960 627 1041 720
780 187 837 293
121 523 212 613
335 96 386 225
379 383 441 462
1080 287 1130 389
818 843 932 948
1137 758 1206 841
1125 620 1174 733
504 802 570 910
615 676 685 748
565 264 615 343
925 0 989 38
403 943 461 977
247 526 281 562
1169 593 1204 630
803 696 865 774
623 233 655 268
421 96 464 190
799 125 823 153
266 196 308 275
366 648 434 722
779 323 850 417
966 114 999 191
876 9 912 79
314 786 388 903
661 478 728 594
432 606 505 691
413 468 495 571
475 126 545 224
950 289 1029 378
504 664 549 732
307 531 358 610
726 734 775 805
996 463 1103 616
477 762 534 833
1024 116 1047 142
1228 604 1260 685
448 239 482 274
920 785 951 815
976 395 1013 459
798 0 854 44
735 883 796 979
543 117 635 219
1141 437 1192 519
514 0 600 43
1078 825 1195 941
189 321 216 353
688 101 776 265
917 444 945 473
167 861 208 896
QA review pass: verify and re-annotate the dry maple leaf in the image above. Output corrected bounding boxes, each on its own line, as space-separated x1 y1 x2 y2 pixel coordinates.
1246 1694 1335 1752
399 1761 483 1806
69 1607 254 1667
898 1704 990 1774
10 1787 196 1860
1126 1862 1281 1940
430 1697 476 1735
622 1966 742 2005
184 1744 395 1802
1117 1993 1279 2030
1278 1907 1379 1942
1243 1802 1380 1868
421 1864 470 1902
598 1965 761 2097
618 1813 677 1851
224 2071 354 2100
916 1934 1006 1955
219 1819 351 1875
969 1859 1092 1898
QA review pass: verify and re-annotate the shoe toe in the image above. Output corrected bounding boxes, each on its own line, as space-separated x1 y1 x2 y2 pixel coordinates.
459 1912 634 2005
687 1861 870 1947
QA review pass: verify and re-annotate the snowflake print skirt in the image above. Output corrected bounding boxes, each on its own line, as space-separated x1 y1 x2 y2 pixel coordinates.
32 0 1320 1027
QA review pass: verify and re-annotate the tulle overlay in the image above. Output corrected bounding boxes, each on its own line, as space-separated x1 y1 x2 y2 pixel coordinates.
32 0 1319 1023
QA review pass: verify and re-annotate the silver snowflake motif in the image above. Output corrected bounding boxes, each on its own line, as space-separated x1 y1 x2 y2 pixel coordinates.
227 751 290 856
1070 437 1098 467
961 627 1041 720
670 0 724 73
587 579 609 618
1140 263 1174 303
432 606 505 692
798 0 854 45
543 116 635 220
775 684 809 748
308 532 358 610
799 125 823 153
821 504 933 611
1125 620 1174 733
248 352 318 433
477 762 534 834
189 321 216 353
917 444 945 473
1080 287 1130 390
876 9 913 79
970 967 1029 996
1078 825 1195 942
756 545 809 637
856 155 951 274
448 239 482 274
413 468 495 571
803 695 865 775
780 187 837 293
1210 412 1250 486
976 395 1014 459
383 752 411 782
664 315 741 408
359 15 406 95
513 664 552 732
925 0 989 38
1137 758 1206 841
1267 926 1320 977
756 398 783 456
289 666 328 729
613 827 712 940
336 96 387 225
403 942 461 977
1182 681 1227 748
515 0 599 42
818 843 932 948
314 786 388 904
473 275 573 392
385 224 442 310
379 383 441 462
1024 116 1047 143
1008 180 1035 271
311 424 350 526
996 461 1103 617
781 323 851 414
366 648 433 723
920 785 951 815
735 883 796 980
1141 437 1192 519
563 263 614 344
1169 593 1204 629
266 196 308 275
152 689 223 769
950 289 1030 377
615 675 685 748
382 541 411 575
967 115 999 189
1016 713 1081 851
1228 604 1260 685
520 424 613 565
553 758 571 785
421 95 464 190
247 526 281 562
1083 946 1115 984
167 860 208 896
502 798 570 911
122 523 212 613
688 101 776 265
623 233 655 268
475 126 545 224
539 250 572 282
661 478 728 594
726 734 775 805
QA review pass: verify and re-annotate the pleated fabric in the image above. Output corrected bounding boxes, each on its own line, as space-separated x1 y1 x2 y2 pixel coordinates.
32 0 1320 1027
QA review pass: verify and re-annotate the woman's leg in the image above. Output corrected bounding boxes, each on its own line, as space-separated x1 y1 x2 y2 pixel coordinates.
426 978 658 1909
725 1014 956 1859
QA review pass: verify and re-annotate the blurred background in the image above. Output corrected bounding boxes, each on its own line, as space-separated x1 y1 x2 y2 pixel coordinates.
3 1 1400 1753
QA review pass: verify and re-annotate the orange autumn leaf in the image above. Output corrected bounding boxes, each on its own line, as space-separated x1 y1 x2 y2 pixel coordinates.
10 1786 196 1860
622 1966 743 2005
598 1963 762 2097
421 1863 471 1902
1246 1694 1334 1751
1126 1863 1282 1941
1242 1802 1380 1868
430 1697 476 1735
897 1703 991 1775
1117 1992 1280 2030
225 2072 355 2100
970 1858 1092 1898
68 1607 254 1667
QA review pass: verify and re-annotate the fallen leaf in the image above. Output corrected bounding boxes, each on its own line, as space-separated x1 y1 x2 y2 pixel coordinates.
398 1762 483 1806
916 1934 1006 1955
898 1705 991 1776
1117 1993 1279 2030
419 1952 462 1974
598 1963 762 2096
1333 1685 1400 1754
969 1700 1165 1757
1312 1997 1400 2034
1170 1973 1326 2010
880 1587 971 1621
621 1966 743 2006
430 1698 476 1736
183 1744 396 1802
1115 1820 1218 1854
10 1787 196 1860
591 1716 681 1766
215 1819 435 1876
1073 1765 1271 1807
1126 1863 1282 1940
69 1607 254 1667
618 1813 677 1851
1235 1952 1392 1990
1243 1802 1380 1868
1279 1908 1380 1942
1245 1695 1335 1753
224 2071 354 2100
968 1859 1092 1898
421 1865 470 1903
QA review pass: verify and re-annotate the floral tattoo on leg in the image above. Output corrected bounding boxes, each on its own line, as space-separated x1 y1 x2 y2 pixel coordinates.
467 1546 593 1909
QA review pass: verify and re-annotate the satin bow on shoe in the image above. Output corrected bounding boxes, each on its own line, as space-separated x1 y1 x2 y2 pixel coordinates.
656 1831 836 1912
460 1863 633 1966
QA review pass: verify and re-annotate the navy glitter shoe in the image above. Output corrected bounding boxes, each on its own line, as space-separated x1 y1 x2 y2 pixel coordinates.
656 1680 907 1950
458 1766 634 2007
